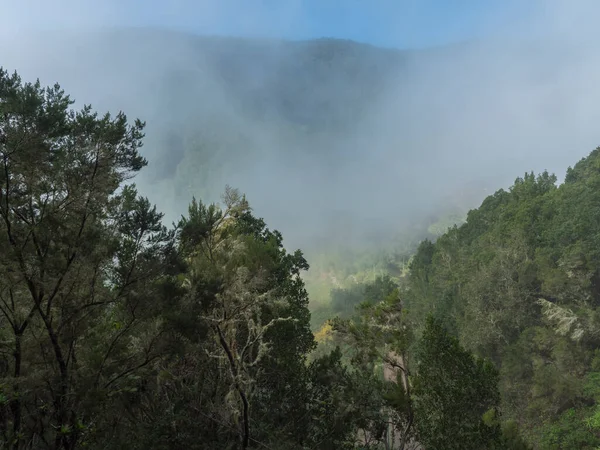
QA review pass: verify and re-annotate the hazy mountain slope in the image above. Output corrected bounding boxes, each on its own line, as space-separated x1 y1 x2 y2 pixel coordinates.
0 29 427 246
2 29 599 251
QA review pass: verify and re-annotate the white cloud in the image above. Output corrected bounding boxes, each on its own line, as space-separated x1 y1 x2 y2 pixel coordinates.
1 1 600 250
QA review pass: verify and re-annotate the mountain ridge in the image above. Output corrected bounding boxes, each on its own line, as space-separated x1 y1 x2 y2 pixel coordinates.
1 28 596 250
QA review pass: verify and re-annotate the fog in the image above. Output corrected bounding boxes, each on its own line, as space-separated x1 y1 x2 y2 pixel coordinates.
1 1 600 254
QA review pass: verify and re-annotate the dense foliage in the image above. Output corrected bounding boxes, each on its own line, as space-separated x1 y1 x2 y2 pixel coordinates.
0 69 337 449
0 69 449 450
3 66 591 449
405 152 600 448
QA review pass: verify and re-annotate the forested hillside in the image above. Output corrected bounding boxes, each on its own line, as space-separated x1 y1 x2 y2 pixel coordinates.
401 150 600 448
320 148 600 449
0 29 496 315
0 65 536 450
5 29 593 321
3 34 600 448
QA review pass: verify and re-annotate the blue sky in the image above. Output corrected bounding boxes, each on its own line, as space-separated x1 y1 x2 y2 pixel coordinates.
117 0 538 48
1 0 574 48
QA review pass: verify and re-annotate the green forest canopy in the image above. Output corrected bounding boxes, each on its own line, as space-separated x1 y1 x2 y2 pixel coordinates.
2 67 600 449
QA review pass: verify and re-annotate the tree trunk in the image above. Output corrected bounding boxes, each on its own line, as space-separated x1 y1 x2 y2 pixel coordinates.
10 333 22 450
397 353 414 450
216 325 250 449
38 310 72 450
